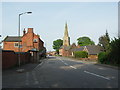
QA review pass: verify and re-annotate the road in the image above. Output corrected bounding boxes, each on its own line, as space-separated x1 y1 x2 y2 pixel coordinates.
2 56 119 88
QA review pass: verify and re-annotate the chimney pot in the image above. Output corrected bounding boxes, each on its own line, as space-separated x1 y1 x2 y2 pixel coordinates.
23 28 26 35
28 28 33 33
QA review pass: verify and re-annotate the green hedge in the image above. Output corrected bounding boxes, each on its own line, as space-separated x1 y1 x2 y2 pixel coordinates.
98 52 108 64
74 51 88 58
98 51 119 66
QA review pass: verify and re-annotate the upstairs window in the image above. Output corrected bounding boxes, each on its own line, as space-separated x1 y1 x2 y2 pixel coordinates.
33 39 38 43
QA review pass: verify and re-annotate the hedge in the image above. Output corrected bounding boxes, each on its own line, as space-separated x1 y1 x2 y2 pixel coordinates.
74 51 88 58
98 52 108 64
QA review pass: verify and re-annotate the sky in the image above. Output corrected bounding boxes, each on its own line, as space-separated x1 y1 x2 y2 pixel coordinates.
1 2 118 51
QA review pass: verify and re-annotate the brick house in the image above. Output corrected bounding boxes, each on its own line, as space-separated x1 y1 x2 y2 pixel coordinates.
3 28 44 52
3 28 46 62
71 45 103 59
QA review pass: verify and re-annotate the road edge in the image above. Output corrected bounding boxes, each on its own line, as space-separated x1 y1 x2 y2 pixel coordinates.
94 63 119 70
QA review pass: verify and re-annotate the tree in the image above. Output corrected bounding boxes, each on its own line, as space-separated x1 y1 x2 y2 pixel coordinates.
53 39 63 54
98 38 120 66
98 30 110 52
77 36 95 46
108 38 120 65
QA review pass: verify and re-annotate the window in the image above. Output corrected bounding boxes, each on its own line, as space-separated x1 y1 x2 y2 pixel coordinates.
33 39 38 42
14 43 22 48
14 43 19 47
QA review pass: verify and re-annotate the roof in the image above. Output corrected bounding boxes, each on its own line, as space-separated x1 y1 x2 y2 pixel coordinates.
3 36 22 42
71 45 101 55
71 46 84 52
85 45 101 55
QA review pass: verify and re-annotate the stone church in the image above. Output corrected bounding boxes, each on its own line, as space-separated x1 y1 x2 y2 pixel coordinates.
59 23 78 56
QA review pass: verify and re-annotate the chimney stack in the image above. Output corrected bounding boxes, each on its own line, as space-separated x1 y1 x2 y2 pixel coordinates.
28 28 33 33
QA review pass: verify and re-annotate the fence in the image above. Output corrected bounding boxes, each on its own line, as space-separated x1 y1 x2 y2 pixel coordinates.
2 50 31 69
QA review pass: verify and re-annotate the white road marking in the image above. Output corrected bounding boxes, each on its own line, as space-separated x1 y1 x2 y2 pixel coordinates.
25 72 29 85
58 57 77 69
70 66 77 69
33 62 43 70
64 63 68 65
84 70 110 80
32 71 39 84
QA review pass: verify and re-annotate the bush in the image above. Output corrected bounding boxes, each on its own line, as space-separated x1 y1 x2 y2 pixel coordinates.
74 51 88 58
98 38 120 66
108 38 120 66
98 52 108 64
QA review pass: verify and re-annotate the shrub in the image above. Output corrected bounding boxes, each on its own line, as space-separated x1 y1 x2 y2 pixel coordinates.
98 38 120 66
98 52 108 64
74 51 88 58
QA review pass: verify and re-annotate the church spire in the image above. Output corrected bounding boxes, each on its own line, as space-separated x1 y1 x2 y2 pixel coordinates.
64 22 69 37
63 22 70 46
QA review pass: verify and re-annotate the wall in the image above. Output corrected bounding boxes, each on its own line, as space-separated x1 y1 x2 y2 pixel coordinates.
3 42 22 52
2 50 31 69
88 55 98 60
2 50 17 69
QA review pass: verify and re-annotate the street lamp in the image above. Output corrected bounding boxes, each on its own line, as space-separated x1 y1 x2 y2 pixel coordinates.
18 12 32 67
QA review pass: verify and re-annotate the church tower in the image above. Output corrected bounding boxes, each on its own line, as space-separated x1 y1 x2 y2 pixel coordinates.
63 22 70 46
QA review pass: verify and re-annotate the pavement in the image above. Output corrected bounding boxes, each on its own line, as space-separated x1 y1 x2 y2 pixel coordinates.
2 56 119 88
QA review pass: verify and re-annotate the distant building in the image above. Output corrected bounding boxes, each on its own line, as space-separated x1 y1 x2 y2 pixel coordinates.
46 51 57 56
59 23 102 59
71 45 103 59
59 23 78 56
3 28 44 52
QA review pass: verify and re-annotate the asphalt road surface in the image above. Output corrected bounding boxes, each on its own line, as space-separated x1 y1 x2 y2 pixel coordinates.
2 56 119 88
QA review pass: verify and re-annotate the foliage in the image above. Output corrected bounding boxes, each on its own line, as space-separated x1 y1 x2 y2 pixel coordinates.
108 38 120 65
53 39 63 54
77 36 95 46
98 38 120 66
74 51 88 58
98 52 108 64
98 30 110 52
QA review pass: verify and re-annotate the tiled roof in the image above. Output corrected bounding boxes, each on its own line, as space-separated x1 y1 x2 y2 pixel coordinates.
71 46 84 52
85 45 101 55
71 45 102 55
3 36 22 42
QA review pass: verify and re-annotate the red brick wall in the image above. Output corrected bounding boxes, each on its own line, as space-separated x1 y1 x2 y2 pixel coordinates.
59 48 72 57
21 28 44 52
2 50 31 69
3 42 22 52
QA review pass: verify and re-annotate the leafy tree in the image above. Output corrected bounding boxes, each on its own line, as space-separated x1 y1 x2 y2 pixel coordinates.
53 39 63 54
98 30 110 52
98 38 120 66
77 36 95 46
108 38 120 65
